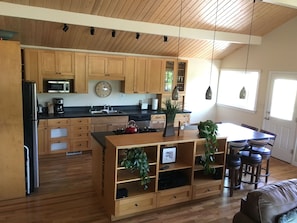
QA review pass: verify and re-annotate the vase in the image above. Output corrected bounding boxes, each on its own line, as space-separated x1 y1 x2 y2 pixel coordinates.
163 113 176 137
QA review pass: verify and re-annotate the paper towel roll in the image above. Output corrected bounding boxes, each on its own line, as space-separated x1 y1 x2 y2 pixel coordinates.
152 99 158 110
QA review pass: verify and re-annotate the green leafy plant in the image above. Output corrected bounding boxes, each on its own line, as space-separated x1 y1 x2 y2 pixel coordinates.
198 120 218 175
120 147 150 190
162 99 180 122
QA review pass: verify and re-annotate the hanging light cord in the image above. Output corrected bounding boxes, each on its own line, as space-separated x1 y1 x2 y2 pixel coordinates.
209 0 219 85
177 0 182 58
245 0 256 74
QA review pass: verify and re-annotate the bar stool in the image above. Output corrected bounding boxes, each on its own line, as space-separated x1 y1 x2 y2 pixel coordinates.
239 150 262 189
224 141 246 197
249 129 277 183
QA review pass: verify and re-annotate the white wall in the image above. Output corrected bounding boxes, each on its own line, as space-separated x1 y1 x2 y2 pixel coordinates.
38 80 156 107
218 16 297 128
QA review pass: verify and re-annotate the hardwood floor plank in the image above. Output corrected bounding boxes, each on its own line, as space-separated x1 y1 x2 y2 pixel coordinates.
0 152 296 223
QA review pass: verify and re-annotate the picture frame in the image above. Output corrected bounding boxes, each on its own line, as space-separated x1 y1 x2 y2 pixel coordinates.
161 146 177 164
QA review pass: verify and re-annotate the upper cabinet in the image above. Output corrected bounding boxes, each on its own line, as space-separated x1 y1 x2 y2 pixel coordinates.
177 60 187 92
163 60 176 93
39 50 75 78
88 54 125 80
121 57 164 94
74 53 88 93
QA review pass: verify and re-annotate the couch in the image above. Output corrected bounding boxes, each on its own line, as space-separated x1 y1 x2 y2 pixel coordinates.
233 179 297 223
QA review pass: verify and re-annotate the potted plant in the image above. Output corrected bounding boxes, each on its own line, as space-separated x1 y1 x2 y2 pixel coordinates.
120 147 150 190
162 99 180 137
197 120 218 175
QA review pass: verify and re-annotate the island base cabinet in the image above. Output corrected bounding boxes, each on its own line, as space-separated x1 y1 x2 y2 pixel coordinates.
192 180 222 200
114 193 156 217
157 186 192 207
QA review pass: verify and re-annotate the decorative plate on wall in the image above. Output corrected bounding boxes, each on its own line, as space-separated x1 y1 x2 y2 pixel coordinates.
95 81 112 97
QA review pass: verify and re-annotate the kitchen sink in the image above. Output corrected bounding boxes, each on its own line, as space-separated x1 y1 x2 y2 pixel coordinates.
90 110 125 115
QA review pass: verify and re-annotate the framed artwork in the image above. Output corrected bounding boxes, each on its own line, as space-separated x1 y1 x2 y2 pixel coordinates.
161 147 177 164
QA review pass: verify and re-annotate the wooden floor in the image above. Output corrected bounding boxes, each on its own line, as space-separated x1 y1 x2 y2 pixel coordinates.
0 152 297 223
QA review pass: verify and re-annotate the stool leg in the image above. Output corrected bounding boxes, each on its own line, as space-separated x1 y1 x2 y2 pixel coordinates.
255 164 261 189
265 159 270 183
230 168 234 197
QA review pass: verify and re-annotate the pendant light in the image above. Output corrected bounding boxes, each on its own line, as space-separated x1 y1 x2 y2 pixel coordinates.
205 0 219 100
240 0 256 99
172 0 183 101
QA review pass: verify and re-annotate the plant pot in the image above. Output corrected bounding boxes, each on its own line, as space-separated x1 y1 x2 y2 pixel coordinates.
163 113 176 137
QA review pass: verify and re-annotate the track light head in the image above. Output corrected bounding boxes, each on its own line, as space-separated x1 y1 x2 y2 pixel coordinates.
112 30 116 38
163 36 168 42
63 24 69 32
90 27 95 35
136 32 140 40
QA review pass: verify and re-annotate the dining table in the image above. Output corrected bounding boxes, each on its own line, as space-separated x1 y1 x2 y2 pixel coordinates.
216 122 275 142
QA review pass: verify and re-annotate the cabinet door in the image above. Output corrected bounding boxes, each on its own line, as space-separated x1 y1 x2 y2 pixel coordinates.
147 59 163 93
38 120 48 155
88 54 106 78
39 50 56 76
163 60 176 93
174 113 190 127
134 58 147 93
56 51 75 76
177 61 187 92
23 49 43 93
74 53 88 93
121 57 135 93
106 57 124 79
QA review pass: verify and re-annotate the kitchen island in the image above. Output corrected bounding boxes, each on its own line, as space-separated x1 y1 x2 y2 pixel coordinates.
91 130 227 221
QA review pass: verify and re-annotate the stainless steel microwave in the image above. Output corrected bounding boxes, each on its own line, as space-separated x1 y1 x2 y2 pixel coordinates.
45 80 71 93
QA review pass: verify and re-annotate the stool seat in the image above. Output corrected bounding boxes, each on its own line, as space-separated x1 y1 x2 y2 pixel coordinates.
240 151 262 164
251 146 271 156
227 154 241 167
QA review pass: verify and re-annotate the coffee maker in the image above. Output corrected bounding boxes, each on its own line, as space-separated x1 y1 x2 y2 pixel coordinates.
53 98 64 114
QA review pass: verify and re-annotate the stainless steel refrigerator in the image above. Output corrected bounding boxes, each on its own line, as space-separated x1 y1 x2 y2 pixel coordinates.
22 81 39 194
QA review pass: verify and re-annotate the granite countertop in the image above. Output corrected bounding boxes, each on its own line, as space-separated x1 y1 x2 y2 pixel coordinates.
38 105 191 120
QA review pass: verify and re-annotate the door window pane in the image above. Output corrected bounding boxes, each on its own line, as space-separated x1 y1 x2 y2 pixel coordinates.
270 79 297 121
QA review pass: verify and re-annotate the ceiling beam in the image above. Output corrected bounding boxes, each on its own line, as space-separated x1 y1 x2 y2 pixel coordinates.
0 2 261 45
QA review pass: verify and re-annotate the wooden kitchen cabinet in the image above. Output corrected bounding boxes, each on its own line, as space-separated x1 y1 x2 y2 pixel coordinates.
74 53 88 93
38 119 48 155
98 131 227 220
0 41 26 200
47 118 70 154
121 57 163 94
88 54 125 80
91 116 128 132
70 118 91 152
23 48 43 93
39 50 75 78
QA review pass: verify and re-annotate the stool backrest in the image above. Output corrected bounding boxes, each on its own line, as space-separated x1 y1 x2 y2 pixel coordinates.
259 129 277 149
241 123 259 131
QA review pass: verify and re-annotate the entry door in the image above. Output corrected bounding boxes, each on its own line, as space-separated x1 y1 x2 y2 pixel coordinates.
263 71 297 164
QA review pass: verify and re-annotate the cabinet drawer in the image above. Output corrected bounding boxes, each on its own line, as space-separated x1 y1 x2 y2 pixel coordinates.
71 140 90 151
71 131 90 138
49 140 69 153
48 118 70 126
192 181 222 199
151 114 165 121
71 125 90 132
38 119 48 127
157 186 191 207
70 118 90 125
115 193 156 216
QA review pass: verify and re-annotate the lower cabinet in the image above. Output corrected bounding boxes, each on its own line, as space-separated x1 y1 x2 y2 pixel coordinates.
150 113 190 128
40 117 91 155
91 116 128 132
99 132 227 220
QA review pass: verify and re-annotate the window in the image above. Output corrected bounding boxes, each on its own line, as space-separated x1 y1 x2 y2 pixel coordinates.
217 69 260 111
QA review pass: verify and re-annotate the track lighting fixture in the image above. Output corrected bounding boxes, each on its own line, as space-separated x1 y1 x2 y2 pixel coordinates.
62 24 69 32
163 36 168 42
112 30 116 38
90 27 95 35
136 32 140 40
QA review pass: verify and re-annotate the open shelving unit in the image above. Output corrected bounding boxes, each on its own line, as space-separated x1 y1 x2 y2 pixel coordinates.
98 132 227 220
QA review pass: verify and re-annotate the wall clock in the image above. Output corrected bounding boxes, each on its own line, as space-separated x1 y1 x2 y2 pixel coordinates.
95 81 112 97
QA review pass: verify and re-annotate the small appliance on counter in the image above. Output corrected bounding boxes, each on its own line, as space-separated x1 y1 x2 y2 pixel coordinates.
139 100 148 110
53 98 64 114
152 98 158 110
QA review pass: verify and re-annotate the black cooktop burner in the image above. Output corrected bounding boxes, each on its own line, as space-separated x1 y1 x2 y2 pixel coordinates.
113 127 159 135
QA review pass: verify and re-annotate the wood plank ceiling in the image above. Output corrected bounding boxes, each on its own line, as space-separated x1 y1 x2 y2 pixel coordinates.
0 0 296 59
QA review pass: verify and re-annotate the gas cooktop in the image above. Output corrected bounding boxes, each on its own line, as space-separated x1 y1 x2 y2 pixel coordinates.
113 127 159 135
